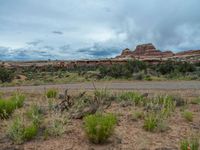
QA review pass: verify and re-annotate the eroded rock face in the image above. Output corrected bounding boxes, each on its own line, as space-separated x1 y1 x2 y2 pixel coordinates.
116 43 175 59
134 43 157 55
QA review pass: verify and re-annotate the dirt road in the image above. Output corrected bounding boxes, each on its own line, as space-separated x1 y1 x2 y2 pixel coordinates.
0 81 200 93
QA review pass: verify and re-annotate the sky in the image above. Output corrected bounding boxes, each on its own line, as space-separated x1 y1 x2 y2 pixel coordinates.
0 0 200 60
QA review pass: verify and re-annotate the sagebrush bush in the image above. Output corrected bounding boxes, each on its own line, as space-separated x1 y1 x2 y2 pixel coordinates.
0 93 25 119
180 138 199 150
26 104 43 126
182 111 193 122
119 91 144 105
44 119 65 137
46 89 58 98
83 113 117 144
7 117 38 144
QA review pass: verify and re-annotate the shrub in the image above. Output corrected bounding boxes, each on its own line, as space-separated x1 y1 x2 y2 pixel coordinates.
26 104 43 126
44 113 67 138
0 67 14 83
180 138 199 150
7 117 38 144
182 111 193 122
10 93 26 108
44 119 65 137
83 113 117 144
143 113 158 132
132 111 144 121
191 97 200 105
119 92 144 105
46 89 58 98
0 93 25 119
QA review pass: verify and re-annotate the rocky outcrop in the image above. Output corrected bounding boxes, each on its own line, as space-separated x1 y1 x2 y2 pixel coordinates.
116 43 200 62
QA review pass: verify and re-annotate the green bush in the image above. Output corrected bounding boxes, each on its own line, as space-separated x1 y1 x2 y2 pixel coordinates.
83 113 117 144
0 67 14 83
0 93 25 119
182 111 193 122
7 118 38 144
180 138 199 150
46 89 58 98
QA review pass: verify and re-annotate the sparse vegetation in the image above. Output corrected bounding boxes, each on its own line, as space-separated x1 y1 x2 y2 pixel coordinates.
0 93 25 119
180 137 199 150
46 89 58 98
83 113 117 144
143 112 158 132
182 110 193 122
7 117 38 144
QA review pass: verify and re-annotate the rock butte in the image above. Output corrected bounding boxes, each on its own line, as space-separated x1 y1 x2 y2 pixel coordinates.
1 43 200 69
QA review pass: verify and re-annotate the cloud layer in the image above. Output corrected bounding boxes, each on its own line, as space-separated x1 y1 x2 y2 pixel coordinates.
0 0 200 60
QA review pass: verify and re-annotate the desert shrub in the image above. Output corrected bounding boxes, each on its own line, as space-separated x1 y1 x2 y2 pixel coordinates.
26 104 43 126
46 89 58 98
132 111 144 121
7 117 38 144
180 137 199 150
83 113 117 144
119 91 144 105
182 111 193 122
10 93 26 108
143 113 158 132
94 88 115 103
0 67 14 83
44 113 67 138
99 60 146 79
0 93 25 119
44 120 65 137
0 100 16 119
191 97 200 105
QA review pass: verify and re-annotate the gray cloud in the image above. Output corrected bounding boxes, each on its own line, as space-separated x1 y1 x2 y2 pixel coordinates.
52 31 63 35
0 0 200 60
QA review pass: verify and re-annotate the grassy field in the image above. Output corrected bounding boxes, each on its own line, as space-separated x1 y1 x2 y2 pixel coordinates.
0 89 199 150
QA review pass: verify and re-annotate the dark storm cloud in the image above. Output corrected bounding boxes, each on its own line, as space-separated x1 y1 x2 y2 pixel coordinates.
0 0 200 60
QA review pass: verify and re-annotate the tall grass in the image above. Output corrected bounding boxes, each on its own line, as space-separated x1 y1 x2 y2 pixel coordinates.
83 113 117 144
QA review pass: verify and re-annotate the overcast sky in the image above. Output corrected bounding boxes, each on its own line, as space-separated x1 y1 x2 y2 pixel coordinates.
0 0 200 60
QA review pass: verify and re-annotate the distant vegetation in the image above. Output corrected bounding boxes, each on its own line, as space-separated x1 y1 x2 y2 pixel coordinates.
0 60 199 86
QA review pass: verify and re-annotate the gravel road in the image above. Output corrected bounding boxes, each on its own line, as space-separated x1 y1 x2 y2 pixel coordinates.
0 81 200 93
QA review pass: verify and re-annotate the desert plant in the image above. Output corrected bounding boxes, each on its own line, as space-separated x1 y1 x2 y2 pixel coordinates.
143 113 158 132
191 97 200 105
0 93 25 119
83 113 117 144
26 104 43 126
44 119 65 137
7 117 38 144
46 89 58 98
182 111 193 122
132 111 144 121
119 91 144 105
0 67 14 83
10 93 26 108
180 137 199 150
